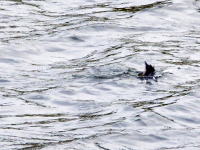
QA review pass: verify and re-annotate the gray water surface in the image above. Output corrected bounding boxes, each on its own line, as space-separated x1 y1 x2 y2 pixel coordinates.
1 0 200 149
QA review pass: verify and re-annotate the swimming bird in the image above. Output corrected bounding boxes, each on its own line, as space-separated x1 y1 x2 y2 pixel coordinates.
138 61 155 79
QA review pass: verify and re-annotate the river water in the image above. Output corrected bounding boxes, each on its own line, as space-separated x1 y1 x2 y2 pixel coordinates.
1 0 200 149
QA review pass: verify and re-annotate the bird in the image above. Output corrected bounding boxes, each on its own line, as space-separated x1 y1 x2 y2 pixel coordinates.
138 61 155 78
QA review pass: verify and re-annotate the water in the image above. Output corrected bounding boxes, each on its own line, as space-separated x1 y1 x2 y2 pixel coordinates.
1 0 200 149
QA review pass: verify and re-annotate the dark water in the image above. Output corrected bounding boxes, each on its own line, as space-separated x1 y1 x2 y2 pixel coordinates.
1 0 200 149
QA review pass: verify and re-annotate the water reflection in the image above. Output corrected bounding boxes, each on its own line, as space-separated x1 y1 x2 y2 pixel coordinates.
1 0 200 149
113 0 171 12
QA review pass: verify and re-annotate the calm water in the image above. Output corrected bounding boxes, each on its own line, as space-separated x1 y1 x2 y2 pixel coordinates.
1 0 200 149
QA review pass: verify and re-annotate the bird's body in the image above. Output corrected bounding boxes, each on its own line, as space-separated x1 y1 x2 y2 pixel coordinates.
138 61 155 79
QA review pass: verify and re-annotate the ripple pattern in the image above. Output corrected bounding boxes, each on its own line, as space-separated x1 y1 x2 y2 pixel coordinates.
1 0 200 149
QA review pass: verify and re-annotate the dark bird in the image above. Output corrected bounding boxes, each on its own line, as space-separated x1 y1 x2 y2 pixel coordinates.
138 61 155 78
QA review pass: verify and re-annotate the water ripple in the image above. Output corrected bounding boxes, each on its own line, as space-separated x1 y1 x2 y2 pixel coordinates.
1 0 200 149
